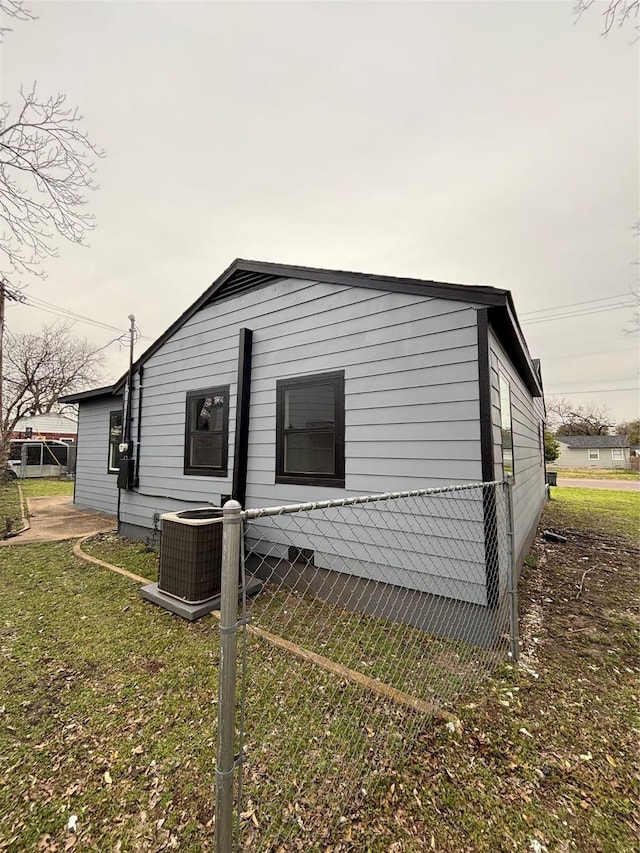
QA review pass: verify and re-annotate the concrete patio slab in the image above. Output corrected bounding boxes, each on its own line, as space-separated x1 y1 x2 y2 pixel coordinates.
0 495 116 546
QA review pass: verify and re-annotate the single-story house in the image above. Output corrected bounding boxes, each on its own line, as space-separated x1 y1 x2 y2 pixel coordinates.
555 435 631 470
11 414 78 443
61 259 546 638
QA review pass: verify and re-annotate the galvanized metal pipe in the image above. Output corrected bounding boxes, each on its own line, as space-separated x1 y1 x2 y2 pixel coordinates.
504 476 520 662
243 480 501 521
215 499 242 853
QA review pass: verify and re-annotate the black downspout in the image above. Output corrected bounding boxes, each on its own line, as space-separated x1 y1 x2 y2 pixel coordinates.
478 308 500 609
118 315 136 491
123 315 135 449
72 407 79 506
232 328 253 508
134 365 144 488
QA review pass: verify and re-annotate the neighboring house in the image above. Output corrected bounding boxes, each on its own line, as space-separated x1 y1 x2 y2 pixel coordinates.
11 414 78 443
61 259 546 636
555 435 631 470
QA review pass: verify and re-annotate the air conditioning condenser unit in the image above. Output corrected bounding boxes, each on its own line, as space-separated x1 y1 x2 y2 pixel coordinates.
158 507 223 603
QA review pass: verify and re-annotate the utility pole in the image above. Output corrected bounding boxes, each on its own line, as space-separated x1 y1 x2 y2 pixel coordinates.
0 279 21 457
0 281 5 441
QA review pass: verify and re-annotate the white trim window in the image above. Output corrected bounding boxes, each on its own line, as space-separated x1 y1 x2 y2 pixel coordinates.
611 448 624 462
588 449 600 461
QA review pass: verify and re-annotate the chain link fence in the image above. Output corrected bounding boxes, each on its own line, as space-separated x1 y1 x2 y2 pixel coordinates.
216 480 516 852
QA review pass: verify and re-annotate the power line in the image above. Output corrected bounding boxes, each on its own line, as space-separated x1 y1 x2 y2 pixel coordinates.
94 333 130 354
521 301 635 325
25 294 126 331
546 387 638 395
11 293 154 340
542 345 633 361
519 291 634 317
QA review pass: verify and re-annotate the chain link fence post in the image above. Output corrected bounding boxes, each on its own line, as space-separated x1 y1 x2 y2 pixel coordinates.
504 475 520 662
215 499 242 853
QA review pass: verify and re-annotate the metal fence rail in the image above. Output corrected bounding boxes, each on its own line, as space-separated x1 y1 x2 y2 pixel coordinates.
216 479 517 852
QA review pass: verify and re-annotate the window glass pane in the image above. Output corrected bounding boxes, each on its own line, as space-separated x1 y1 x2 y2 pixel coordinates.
499 374 513 476
284 384 335 430
184 386 229 475
191 432 223 468
43 444 67 465
612 449 623 460
193 395 225 432
588 449 599 460
285 432 335 474
109 411 123 471
26 444 41 465
8 443 21 461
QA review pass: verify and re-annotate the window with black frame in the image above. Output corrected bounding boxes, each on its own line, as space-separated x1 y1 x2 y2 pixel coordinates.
498 372 514 478
184 386 229 476
276 371 345 487
108 410 123 473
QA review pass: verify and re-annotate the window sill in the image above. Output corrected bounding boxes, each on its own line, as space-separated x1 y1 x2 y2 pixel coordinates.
184 468 228 478
275 475 345 488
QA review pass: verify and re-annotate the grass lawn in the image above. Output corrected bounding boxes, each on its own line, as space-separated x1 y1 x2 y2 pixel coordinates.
0 481 23 537
549 466 640 481
547 486 639 540
19 478 75 498
82 532 160 584
0 487 638 851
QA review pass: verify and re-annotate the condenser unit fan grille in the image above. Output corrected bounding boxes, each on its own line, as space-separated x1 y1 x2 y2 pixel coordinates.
158 509 223 603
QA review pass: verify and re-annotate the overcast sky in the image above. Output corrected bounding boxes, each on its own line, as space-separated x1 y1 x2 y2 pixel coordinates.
2 0 638 424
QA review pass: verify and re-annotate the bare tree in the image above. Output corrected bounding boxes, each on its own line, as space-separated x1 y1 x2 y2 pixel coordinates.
0 0 35 37
575 0 640 35
0 85 105 289
546 397 614 435
0 0 104 292
1 323 103 453
616 418 640 445
0 0 105 465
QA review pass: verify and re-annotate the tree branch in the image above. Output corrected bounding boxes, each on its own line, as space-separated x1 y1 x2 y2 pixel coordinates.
0 85 105 290
575 0 640 35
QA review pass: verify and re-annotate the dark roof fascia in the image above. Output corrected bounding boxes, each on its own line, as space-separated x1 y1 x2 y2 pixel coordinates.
111 258 536 394
58 384 122 404
531 358 546 414
112 259 512 392
231 258 509 306
113 257 244 392
487 297 543 398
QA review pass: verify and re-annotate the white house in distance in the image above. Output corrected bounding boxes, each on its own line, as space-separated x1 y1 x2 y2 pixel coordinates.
11 413 78 443
61 259 546 641
555 434 631 470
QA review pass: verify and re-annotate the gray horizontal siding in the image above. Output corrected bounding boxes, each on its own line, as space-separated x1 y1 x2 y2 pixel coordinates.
74 396 121 516
488 329 545 565
117 277 489 605
245 491 488 605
